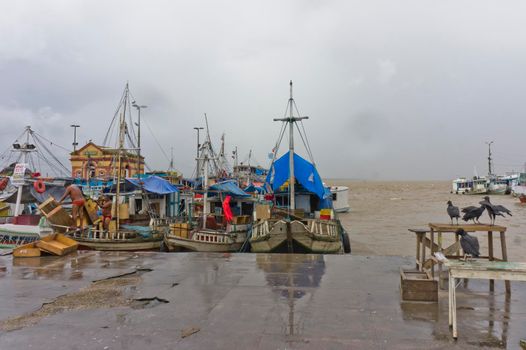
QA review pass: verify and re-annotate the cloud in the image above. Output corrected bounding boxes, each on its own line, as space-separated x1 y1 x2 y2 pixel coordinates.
1 1 526 180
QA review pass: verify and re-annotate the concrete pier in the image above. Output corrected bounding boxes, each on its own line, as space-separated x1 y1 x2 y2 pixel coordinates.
0 252 524 349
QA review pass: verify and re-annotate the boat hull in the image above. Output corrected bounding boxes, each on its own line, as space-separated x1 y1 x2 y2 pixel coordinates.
75 239 162 251
164 235 242 252
68 229 164 251
0 224 51 249
250 219 342 254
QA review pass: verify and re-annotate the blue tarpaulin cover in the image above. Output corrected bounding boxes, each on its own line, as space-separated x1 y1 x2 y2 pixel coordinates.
126 176 179 195
209 180 250 198
265 152 328 199
244 184 267 194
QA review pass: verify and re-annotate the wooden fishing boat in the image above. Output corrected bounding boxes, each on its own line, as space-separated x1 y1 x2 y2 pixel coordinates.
68 227 163 251
249 81 350 254
164 222 249 252
251 217 342 254
164 118 253 253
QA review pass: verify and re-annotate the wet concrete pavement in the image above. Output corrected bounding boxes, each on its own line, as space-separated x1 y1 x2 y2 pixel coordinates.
0 252 525 349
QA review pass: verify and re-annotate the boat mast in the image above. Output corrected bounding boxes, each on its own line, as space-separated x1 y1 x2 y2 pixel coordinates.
273 81 308 211
202 155 209 229
115 84 128 230
14 126 32 217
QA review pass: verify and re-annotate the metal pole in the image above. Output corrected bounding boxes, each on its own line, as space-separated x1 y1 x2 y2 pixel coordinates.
14 126 31 217
70 124 80 152
132 103 147 177
194 127 203 178
289 80 295 211
203 156 208 229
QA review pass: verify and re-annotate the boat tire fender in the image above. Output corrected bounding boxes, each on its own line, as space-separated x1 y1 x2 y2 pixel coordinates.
342 232 351 254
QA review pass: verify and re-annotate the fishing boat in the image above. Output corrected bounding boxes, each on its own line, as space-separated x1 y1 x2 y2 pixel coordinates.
63 84 166 250
466 177 488 195
249 81 350 254
164 123 254 252
0 126 71 248
451 177 472 194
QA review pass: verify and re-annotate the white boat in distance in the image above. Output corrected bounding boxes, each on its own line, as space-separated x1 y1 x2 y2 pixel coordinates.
330 186 350 213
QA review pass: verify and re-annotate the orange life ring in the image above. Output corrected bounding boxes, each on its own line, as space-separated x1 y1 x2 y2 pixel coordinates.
0 177 8 191
34 179 46 193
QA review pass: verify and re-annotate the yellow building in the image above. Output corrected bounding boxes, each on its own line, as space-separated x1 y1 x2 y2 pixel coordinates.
70 142 144 179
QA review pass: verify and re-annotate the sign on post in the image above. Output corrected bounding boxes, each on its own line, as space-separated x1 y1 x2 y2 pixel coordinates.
12 163 27 186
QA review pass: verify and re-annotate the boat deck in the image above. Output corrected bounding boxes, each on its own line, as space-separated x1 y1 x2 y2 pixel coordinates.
0 252 525 349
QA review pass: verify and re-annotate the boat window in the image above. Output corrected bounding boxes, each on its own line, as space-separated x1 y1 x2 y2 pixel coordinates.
332 193 337 201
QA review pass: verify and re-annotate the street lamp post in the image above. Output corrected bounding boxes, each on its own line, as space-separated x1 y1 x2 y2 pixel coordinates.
132 102 147 176
70 124 80 152
194 127 204 178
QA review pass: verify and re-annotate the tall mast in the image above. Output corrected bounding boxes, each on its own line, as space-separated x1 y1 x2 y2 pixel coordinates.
14 126 33 217
273 81 308 211
116 84 128 230
288 82 295 210
202 155 209 229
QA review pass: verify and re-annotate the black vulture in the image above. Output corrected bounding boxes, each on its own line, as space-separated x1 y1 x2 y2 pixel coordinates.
462 206 485 224
447 200 460 224
479 196 512 225
456 228 480 259
461 206 477 214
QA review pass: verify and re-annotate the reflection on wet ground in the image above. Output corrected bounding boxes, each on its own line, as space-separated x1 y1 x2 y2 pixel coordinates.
0 252 525 349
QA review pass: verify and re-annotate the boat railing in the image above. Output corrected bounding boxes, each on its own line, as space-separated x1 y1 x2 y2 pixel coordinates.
69 228 144 240
307 219 338 237
192 230 231 244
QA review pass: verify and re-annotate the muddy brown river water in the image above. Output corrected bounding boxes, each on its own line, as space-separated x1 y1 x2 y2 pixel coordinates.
328 180 526 261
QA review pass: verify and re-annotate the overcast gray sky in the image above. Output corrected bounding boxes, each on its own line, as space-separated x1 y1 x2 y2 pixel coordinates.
1 0 526 180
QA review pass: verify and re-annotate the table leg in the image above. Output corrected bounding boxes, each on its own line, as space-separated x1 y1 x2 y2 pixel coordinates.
452 275 457 338
421 233 426 272
500 231 511 294
416 233 421 269
488 231 494 292
455 234 460 257
438 232 443 288
430 229 435 278
448 270 453 327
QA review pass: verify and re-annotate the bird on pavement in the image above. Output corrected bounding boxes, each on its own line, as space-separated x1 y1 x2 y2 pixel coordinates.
447 200 460 224
462 205 485 224
456 228 480 260
479 196 512 225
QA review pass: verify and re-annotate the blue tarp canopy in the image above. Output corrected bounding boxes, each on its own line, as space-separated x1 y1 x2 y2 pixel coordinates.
209 180 250 198
265 151 328 199
126 176 179 195
244 184 267 194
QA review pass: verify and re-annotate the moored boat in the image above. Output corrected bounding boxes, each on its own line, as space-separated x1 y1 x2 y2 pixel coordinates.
248 81 350 254
330 186 350 213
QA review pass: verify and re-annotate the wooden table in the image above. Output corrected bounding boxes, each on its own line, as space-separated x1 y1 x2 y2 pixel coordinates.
447 260 526 339
410 223 510 293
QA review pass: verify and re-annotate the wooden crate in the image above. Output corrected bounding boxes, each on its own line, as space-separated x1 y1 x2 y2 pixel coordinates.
38 197 74 232
13 242 42 257
400 268 438 302
36 233 78 256
255 204 270 220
